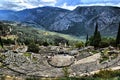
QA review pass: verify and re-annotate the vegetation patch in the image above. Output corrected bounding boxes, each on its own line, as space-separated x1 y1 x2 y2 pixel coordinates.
23 52 31 57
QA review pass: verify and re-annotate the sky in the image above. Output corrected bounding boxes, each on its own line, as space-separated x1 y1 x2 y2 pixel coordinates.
0 0 120 11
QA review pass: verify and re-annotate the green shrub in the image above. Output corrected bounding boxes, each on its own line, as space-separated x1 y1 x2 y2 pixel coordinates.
99 55 109 63
93 69 120 79
109 38 116 47
117 44 120 49
62 67 70 77
27 43 39 53
89 37 116 48
23 52 31 57
75 41 84 48
53 35 68 46
99 40 109 48
59 77 80 80
24 39 34 45
99 37 116 48
42 41 49 46
26 77 39 80
2 38 15 45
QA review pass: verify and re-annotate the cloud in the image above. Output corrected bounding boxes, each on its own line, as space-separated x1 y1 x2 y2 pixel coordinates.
80 0 120 3
59 2 120 10
59 3 77 10
56 0 120 10
79 2 120 7
0 0 120 11
0 0 57 11
41 0 57 3
0 0 36 10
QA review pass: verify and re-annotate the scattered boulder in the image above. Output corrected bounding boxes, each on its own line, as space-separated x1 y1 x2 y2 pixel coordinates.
15 46 28 53
84 46 94 50
75 52 92 60
108 46 115 50
69 50 79 56
108 50 120 55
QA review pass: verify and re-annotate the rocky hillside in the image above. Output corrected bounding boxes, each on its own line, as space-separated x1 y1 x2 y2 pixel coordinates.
0 6 69 29
0 21 82 48
0 6 120 36
0 18 120 80
0 45 120 78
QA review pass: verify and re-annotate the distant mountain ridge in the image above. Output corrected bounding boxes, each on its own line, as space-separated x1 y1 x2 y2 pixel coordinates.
0 6 120 36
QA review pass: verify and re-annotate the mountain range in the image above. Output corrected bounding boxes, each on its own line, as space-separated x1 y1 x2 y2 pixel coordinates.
0 6 120 37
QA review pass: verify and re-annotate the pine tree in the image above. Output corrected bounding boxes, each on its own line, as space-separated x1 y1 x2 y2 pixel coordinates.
116 23 120 47
0 22 3 48
0 37 3 48
92 23 101 48
85 34 89 46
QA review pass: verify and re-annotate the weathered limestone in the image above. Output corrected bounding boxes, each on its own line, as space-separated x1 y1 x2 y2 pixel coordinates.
0 46 120 78
48 54 74 67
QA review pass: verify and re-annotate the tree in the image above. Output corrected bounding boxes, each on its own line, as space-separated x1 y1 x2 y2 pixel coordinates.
53 35 68 46
0 22 12 36
85 34 89 46
0 22 4 48
42 41 49 46
27 43 39 53
0 22 12 48
90 23 101 48
0 37 3 48
116 23 120 47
